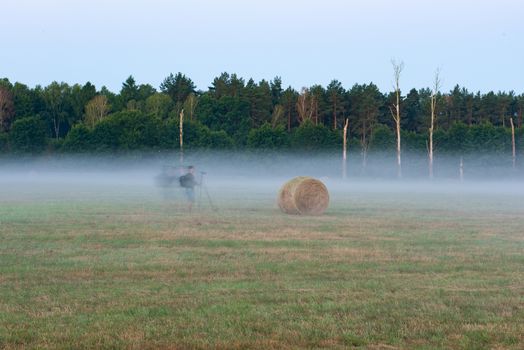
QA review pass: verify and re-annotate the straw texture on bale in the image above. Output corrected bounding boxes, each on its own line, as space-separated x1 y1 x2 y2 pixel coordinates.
278 177 329 215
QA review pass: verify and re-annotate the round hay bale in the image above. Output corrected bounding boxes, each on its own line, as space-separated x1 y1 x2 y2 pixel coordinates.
277 176 308 214
277 177 329 215
294 178 329 215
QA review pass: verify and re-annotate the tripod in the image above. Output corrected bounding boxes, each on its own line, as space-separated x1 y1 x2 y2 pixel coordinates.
198 172 217 211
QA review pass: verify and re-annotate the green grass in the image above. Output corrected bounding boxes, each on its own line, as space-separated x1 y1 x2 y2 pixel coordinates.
0 185 523 349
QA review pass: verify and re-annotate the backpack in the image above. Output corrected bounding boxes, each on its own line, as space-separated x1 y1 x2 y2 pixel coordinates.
179 174 193 188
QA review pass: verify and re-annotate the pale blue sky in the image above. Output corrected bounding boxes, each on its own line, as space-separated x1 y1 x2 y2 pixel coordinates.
1 0 522 93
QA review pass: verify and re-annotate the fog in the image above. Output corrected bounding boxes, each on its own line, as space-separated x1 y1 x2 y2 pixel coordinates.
1 152 524 207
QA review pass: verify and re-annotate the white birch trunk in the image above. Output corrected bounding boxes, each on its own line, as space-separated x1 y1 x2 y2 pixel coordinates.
510 117 516 169
342 118 349 179
429 69 441 180
391 60 404 179
179 109 184 165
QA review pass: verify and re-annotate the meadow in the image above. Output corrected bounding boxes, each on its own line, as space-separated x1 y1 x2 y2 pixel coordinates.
0 176 523 349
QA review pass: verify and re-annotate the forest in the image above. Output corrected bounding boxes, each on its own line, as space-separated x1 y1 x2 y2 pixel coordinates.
0 72 523 160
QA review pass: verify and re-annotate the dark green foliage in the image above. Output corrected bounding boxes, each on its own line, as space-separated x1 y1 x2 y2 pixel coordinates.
433 129 448 154
348 83 384 148
437 122 470 154
402 130 426 153
270 76 283 107
291 121 340 150
119 76 139 106
402 88 424 132
160 118 234 150
466 123 510 154
244 79 273 128
309 85 328 125
210 72 245 98
348 136 361 150
11 82 38 119
197 94 251 144
480 91 499 125
326 80 346 129
161 118 204 149
9 116 47 154
89 118 120 151
247 123 289 149
281 87 298 131
111 111 161 150
89 111 161 152
200 129 235 149
0 74 523 157
516 127 524 153
145 93 173 119
69 82 97 127
49 138 64 152
431 122 511 155
160 73 195 105
137 84 156 102
370 125 395 151
178 120 207 148
62 124 92 152
0 132 8 153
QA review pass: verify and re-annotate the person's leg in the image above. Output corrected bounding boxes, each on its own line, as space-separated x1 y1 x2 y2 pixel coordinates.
186 188 195 213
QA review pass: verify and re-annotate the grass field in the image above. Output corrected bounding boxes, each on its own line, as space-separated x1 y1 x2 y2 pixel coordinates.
1 179 523 349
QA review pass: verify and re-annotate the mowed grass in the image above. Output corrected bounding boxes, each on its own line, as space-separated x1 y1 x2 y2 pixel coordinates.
0 183 523 349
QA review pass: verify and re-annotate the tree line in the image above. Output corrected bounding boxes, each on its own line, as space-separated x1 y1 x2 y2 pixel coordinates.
1 72 523 163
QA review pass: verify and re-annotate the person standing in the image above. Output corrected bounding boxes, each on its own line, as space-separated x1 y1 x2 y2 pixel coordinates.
179 165 198 212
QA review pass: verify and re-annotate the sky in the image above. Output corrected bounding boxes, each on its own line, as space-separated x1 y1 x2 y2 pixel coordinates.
1 0 523 94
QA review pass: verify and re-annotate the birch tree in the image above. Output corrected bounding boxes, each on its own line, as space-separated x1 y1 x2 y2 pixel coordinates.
296 88 313 124
342 118 349 179
429 68 441 180
179 109 184 164
183 93 198 121
271 105 285 128
43 82 70 139
390 60 404 178
84 95 110 129
510 117 516 169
